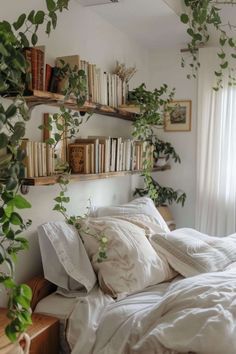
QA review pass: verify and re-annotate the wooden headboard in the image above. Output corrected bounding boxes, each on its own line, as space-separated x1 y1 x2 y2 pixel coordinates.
26 275 56 311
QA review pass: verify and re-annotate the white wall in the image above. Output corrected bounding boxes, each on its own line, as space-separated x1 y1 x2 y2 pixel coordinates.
148 49 197 228
0 0 150 305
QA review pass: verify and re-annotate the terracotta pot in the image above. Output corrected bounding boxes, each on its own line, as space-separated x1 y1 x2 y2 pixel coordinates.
0 333 30 354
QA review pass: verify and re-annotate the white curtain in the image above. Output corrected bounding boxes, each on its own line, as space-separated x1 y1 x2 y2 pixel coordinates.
196 47 236 236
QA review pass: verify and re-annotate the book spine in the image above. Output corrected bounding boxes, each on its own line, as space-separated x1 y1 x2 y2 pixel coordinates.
45 64 52 92
31 48 38 90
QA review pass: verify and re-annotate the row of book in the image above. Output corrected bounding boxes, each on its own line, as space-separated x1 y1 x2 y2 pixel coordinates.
23 47 129 107
68 137 154 175
21 140 55 178
56 55 127 107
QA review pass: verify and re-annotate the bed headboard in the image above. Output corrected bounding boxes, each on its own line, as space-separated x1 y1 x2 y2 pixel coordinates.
26 275 56 311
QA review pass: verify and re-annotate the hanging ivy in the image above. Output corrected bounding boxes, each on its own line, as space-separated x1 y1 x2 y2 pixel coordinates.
181 0 236 90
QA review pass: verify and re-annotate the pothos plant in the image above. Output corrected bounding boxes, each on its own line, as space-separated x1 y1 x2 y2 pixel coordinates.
0 0 94 343
180 0 236 90
130 83 186 208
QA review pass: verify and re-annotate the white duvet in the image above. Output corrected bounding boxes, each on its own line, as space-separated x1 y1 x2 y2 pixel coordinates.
67 229 236 354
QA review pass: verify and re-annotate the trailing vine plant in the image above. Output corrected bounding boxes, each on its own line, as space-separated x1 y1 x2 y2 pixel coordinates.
180 0 236 90
53 178 108 262
130 83 186 207
0 0 96 343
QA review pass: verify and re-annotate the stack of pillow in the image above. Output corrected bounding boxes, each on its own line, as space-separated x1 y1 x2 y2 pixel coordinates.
38 197 176 298
38 197 236 298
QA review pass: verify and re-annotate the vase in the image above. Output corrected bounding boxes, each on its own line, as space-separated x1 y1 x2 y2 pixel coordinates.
0 333 30 354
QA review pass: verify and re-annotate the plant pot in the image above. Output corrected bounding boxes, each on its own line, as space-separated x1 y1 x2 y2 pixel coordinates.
0 333 30 354
157 205 176 231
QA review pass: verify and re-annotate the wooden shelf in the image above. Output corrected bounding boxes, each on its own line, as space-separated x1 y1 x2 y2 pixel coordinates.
21 165 171 186
18 90 137 121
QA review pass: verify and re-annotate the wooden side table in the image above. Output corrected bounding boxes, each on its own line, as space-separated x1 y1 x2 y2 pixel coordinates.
0 309 60 354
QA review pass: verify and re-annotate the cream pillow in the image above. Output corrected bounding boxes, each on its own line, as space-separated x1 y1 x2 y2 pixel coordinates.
90 197 170 233
79 216 173 298
150 228 236 277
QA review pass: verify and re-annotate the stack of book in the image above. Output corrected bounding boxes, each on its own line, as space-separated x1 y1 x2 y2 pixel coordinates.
68 137 154 174
20 139 54 178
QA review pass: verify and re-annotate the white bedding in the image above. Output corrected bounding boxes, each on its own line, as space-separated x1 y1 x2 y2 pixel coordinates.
36 226 236 354
67 269 236 354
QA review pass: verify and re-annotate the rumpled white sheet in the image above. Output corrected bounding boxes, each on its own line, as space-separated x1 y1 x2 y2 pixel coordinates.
68 268 236 354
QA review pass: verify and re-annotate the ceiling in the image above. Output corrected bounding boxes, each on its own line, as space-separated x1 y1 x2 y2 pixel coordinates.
77 0 236 50
82 0 188 49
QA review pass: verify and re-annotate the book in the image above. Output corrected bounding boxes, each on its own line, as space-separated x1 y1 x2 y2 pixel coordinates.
56 55 81 93
45 64 52 92
31 47 38 90
75 137 99 173
68 143 89 174
23 48 33 92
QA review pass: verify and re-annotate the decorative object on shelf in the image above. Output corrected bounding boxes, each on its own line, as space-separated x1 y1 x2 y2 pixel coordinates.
164 100 191 132
130 83 186 212
113 61 137 104
180 0 236 90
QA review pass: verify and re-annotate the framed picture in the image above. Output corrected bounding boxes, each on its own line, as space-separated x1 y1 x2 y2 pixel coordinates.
164 100 191 132
43 113 68 172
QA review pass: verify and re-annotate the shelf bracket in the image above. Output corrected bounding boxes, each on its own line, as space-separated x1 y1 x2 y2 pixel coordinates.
20 184 30 195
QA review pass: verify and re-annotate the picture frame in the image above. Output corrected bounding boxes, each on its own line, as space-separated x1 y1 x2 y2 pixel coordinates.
164 100 192 132
43 113 68 172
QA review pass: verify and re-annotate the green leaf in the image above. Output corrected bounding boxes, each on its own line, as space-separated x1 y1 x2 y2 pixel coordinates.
14 195 31 209
5 325 17 342
47 0 56 12
220 61 228 69
219 37 227 46
231 53 236 59
46 21 51 35
34 10 45 25
31 33 38 46
19 32 29 48
10 212 23 226
180 13 189 24
228 38 235 48
0 43 9 56
0 133 8 149
50 12 57 29
13 13 26 31
20 284 32 301
28 10 35 24
217 52 226 59
3 277 15 289
6 177 18 191
5 104 17 119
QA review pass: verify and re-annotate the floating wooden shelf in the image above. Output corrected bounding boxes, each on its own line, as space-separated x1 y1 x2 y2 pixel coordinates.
17 90 137 121
21 165 171 186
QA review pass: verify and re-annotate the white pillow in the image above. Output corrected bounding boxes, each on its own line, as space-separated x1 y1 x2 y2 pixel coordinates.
150 228 236 277
91 197 170 233
79 216 174 298
38 221 97 292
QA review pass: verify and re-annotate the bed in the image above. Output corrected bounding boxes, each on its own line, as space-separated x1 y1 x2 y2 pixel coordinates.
32 197 236 354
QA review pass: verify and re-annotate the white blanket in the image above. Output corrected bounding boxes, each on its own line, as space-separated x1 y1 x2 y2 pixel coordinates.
67 228 236 354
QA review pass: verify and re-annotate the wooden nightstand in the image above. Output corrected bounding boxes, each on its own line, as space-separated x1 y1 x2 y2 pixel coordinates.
0 309 60 354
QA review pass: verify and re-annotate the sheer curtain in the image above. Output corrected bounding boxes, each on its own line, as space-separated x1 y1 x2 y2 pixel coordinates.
196 48 236 236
